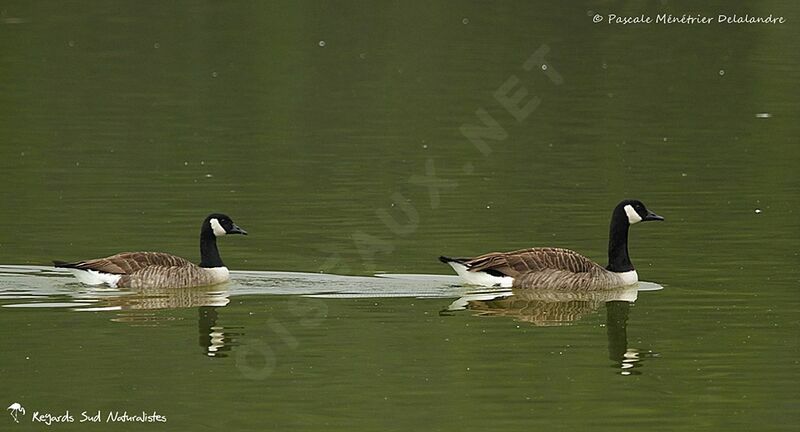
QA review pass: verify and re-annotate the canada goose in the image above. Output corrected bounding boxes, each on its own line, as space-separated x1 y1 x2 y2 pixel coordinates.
54 213 247 289
439 200 663 290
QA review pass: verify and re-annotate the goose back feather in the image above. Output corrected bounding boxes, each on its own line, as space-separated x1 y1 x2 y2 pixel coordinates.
465 247 601 276
56 252 194 275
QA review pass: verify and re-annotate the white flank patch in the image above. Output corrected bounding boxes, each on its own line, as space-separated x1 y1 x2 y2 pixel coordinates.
67 269 122 287
446 262 513 288
210 218 227 236
624 205 642 225
616 270 639 286
204 266 230 284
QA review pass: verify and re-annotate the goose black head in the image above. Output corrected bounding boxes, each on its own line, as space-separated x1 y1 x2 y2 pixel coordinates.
615 200 664 225
205 213 248 237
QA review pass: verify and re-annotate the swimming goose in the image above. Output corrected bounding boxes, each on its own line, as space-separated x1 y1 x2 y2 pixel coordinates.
439 200 663 290
54 213 247 289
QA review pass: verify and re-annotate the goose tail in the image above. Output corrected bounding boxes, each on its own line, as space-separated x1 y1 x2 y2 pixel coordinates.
439 255 514 287
439 255 467 264
53 260 121 286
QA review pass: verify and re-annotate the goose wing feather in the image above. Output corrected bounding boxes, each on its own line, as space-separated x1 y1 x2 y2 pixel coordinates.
464 247 602 277
56 252 194 274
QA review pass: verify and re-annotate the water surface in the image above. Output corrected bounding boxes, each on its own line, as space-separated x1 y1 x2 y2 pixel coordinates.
1 1 798 430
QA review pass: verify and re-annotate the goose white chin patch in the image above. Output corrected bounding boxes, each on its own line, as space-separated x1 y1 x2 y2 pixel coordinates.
210 218 226 236
624 205 642 224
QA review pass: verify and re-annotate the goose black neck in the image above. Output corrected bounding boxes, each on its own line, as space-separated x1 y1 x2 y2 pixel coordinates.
606 211 634 273
200 230 225 268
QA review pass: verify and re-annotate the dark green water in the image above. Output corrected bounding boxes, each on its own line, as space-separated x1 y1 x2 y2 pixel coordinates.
1 1 799 431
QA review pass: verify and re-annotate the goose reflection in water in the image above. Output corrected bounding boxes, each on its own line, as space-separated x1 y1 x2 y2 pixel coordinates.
444 284 660 375
604 300 659 375
75 285 240 358
198 306 242 358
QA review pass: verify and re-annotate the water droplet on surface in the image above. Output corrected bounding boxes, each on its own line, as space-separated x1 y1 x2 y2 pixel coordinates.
462 18 469 24
541 64 548 71
754 208 762 214
153 42 160 49
318 40 326 47
211 71 218 78
719 69 725 76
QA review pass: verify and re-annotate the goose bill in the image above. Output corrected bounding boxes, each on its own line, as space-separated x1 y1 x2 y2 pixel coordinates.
229 224 248 235
643 211 664 222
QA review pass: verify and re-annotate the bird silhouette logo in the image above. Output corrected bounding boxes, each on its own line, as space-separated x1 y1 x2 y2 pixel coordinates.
7 403 25 423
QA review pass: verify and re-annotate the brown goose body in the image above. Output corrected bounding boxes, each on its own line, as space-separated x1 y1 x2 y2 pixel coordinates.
445 248 630 290
55 214 247 289
56 252 229 289
440 200 663 291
